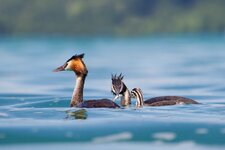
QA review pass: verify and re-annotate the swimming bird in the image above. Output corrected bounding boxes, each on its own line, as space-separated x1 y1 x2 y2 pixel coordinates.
131 88 200 108
111 74 131 107
53 53 123 108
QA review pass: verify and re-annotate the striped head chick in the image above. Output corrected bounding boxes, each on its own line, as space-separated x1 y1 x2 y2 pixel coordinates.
131 88 144 108
111 73 131 106
53 53 88 76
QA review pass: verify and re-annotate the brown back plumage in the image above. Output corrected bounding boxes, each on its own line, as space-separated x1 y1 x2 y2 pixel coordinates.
131 88 200 107
144 96 200 106
77 99 120 108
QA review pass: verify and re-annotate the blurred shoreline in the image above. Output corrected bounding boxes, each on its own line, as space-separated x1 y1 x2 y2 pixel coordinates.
0 0 225 36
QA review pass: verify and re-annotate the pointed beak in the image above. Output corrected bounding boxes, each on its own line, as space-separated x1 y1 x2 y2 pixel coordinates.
131 93 135 98
113 94 120 102
53 64 66 72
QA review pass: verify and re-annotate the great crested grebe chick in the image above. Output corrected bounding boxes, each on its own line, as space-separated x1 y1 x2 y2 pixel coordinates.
111 74 131 107
131 88 200 108
53 53 122 108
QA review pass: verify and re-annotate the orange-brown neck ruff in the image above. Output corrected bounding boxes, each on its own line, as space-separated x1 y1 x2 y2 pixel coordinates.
70 58 88 76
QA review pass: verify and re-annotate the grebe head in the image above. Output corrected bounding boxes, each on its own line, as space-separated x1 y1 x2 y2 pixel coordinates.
111 73 126 100
131 88 144 108
53 53 88 76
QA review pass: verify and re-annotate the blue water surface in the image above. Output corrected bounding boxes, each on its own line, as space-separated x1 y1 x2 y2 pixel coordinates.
0 35 225 150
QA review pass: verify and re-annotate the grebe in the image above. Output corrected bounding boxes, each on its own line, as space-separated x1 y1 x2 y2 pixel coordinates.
111 74 131 106
53 53 122 108
131 88 200 108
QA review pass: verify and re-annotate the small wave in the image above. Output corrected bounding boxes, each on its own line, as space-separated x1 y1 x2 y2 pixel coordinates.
195 128 208 135
0 112 9 117
92 132 132 143
152 132 176 141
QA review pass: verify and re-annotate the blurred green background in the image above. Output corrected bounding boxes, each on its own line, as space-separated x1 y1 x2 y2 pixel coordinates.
0 0 225 36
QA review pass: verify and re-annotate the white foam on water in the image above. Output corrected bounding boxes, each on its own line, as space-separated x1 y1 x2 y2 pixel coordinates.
152 132 176 141
195 128 208 135
92 132 133 143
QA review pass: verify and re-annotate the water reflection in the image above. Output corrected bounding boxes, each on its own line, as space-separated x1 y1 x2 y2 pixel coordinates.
65 109 88 120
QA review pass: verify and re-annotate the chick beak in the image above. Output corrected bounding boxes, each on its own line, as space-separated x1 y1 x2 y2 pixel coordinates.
131 93 135 98
53 63 67 72
113 94 120 102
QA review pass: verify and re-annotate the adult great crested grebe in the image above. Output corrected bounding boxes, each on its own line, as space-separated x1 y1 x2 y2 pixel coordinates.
53 53 127 108
131 88 200 108
111 74 131 107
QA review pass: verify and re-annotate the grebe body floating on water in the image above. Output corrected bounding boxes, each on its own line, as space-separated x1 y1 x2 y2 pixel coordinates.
131 88 200 108
53 53 121 108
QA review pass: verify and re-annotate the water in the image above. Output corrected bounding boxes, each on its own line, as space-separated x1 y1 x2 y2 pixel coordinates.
0 35 225 149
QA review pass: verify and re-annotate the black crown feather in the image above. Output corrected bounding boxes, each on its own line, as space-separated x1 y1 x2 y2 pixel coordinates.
66 53 85 62
111 73 124 81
